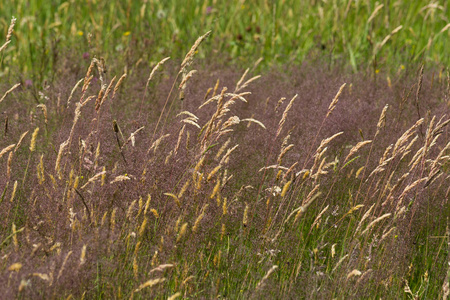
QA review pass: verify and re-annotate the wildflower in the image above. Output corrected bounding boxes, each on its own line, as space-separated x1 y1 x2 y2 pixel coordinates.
25 79 33 87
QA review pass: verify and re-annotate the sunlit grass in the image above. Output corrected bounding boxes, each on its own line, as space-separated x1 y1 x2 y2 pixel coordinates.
0 0 449 82
0 4 449 299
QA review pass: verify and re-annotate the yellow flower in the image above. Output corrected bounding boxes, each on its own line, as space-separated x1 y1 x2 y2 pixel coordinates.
123 31 131 36
77 31 84 36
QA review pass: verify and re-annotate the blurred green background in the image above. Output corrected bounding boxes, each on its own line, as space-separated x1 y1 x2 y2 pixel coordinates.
1 0 449 82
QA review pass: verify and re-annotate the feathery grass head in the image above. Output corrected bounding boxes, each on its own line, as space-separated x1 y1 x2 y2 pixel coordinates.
326 83 346 118
0 16 16 53
29 127 39 152
180 31 211 71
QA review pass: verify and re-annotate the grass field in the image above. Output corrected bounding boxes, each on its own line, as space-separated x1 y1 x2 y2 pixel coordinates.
0 1 449 299
1 0 449 80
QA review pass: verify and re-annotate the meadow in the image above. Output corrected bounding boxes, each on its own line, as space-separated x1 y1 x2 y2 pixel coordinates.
0 1 449 299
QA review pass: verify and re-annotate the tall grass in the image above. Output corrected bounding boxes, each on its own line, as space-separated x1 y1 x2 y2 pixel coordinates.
0 0 449 82
1 17 449 300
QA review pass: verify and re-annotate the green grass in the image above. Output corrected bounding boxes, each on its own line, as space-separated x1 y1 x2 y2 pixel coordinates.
1 0 449 83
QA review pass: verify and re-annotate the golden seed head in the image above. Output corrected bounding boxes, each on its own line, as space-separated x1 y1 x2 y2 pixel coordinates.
177 222 188 242
243 204 249 227
80 245 87 266
10 180 18 203
280 180 292 198
210 178 221 199
150 209 159 218
29 127 39 152
139 217 148 237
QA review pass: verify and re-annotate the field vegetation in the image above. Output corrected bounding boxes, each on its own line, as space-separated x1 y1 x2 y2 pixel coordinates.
1 0 450 80
0 1 449 299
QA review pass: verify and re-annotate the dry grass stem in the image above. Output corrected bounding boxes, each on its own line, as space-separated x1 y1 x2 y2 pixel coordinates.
361 213 391 236
79 245 87 266
0 83 20 104
6 151 13 178
277 94 297 137
149 264 174 275
164 193 181 207
326 83 346 118
243 204 249 226
56 251 73 282
367 4 384 23
95 76 116 111
332 254 349 273
14 130 29 152
147 134 171 154
80 171 106 189
36 104 48 124
219 144 239 165
380 227 396 242
241 118 266 129
55 140 69 178
255 265 278 291
110 175 131 184
0 17 16 53
277 144 294 164
122 126 145 149
199 91 249 109
354 203 376 235
192 204 209 233
311 132 343 171
179 69 197 90
168 292 182 300
375 25 403 55
235 68 249 92
343 140 372 165
310 205 329 230
66 78 84 106
9 181 17 203
0 144 15 160
259 165 289 172
347 269 362 280
147 57 170 87
180 30 211 70
135 278 166 292
177 111 199 120
237 75 261 92
235 68 261 92
112 73 127 99
181 118 200 128
0 41 10 53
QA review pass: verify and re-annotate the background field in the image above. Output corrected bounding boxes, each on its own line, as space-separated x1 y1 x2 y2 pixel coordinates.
0 1 449 299
1 0 449 80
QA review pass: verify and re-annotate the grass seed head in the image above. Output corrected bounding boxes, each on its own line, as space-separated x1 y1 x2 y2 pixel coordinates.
177 222 188 242
29 127 40 152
